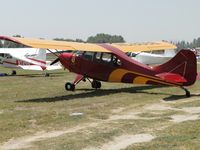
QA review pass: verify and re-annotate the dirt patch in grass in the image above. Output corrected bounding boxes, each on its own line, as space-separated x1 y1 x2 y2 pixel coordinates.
181 107 200 114
170 114 199 123
144 103 178 111
0 122 100 150
85 134 155 150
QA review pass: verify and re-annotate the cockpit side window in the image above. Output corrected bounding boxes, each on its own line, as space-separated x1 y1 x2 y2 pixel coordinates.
112 55 122 66
83 52 94 61
75 51 84 56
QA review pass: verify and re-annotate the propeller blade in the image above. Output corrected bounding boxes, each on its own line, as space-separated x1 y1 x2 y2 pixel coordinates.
50 58 60 65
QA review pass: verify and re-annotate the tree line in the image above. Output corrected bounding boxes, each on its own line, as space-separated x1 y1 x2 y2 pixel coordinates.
175 37 200 50
54 33 125 43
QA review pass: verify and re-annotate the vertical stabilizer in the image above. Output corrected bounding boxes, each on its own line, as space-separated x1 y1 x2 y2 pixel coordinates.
153 49 197 86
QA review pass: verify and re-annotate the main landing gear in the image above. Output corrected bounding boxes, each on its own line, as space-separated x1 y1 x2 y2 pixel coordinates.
65 75 101 91
181 86 190 97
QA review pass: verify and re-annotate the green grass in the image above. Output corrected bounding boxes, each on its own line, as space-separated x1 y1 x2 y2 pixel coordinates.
128 120 200 150
0 66 200 150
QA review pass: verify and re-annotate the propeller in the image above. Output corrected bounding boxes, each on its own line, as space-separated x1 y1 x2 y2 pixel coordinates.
50 58 60 65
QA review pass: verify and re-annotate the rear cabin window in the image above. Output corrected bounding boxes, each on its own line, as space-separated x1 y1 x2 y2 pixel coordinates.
112 55 122 66
95 52 101 60
102 53 112 63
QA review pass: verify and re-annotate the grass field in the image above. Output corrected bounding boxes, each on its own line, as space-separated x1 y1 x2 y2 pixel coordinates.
0 66 200 150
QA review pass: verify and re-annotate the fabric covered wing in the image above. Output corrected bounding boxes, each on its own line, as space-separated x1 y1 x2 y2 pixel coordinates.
0 36 176 53
114 41 177 52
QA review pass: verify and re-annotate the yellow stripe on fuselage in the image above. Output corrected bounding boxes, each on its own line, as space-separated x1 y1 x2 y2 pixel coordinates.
133 76 149 84
108 69 180 86
108 69 128 82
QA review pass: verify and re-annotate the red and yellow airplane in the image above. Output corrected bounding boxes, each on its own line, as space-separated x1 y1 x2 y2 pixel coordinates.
0 36 197 97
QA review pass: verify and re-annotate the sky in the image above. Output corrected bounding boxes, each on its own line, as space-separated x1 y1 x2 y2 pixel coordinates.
0 0 200 42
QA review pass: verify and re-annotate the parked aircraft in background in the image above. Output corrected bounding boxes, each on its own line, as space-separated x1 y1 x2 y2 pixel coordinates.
0 36 197 97
0 48 62 75
127 49 176 65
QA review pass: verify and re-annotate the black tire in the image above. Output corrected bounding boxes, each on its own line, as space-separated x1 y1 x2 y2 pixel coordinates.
91 80 101 89
45 73 50 77
11 70 16 76
65 82 75 91
96 81 101 88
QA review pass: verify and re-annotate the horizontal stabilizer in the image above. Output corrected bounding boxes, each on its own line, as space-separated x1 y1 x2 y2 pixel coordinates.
156 72 187 83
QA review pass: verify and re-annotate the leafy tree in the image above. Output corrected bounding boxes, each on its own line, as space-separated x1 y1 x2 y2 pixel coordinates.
13 35 23 38
175 37 200 50
87 33 125 43
53 38 85 43
75 39 85 43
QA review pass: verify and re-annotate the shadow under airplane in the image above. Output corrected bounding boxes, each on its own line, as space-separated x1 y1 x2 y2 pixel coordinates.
16 85 193 103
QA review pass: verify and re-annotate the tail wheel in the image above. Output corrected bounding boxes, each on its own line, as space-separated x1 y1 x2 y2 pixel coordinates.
91 80 101 89
65 82 75 91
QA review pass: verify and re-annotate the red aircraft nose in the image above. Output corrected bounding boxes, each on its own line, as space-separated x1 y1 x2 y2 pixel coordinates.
59 53 73 70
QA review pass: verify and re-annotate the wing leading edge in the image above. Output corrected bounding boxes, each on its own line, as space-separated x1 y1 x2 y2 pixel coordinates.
0 36 176 53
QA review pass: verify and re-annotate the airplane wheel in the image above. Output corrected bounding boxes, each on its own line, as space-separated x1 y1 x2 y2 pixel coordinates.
45 73 50 77
65 82 75 91
91 80 101 89
11 70 16 76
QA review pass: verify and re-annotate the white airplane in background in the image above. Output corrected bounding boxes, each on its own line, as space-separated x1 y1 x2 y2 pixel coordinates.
0 48 62 75
127 49 176 65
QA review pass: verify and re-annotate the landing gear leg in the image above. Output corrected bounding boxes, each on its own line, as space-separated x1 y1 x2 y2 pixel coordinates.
181 86 190 97
65 74 85 91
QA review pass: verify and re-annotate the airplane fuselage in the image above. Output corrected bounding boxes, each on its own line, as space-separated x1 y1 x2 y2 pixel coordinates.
59 51 181 87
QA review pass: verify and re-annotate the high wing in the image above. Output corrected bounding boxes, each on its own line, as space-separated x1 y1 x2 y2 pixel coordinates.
113 41 176 52
0 36 109 52
0 36 176 53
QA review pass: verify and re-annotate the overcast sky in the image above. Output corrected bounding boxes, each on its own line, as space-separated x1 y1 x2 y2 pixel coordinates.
0 0 200 42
